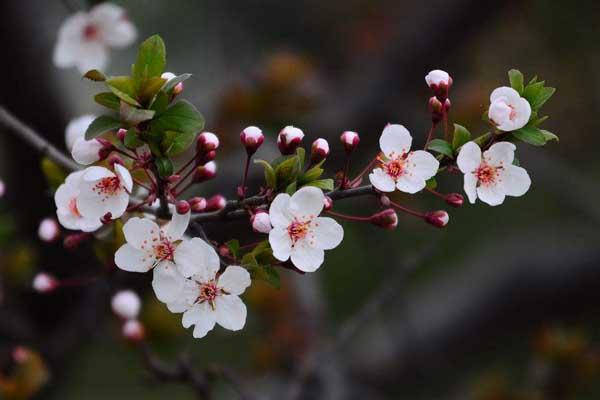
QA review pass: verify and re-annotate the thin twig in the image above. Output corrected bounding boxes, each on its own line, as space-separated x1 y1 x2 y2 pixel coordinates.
0 106 79 171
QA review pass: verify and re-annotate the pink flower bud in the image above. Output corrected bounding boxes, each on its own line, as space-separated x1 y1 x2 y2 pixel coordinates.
33 273 58 293
117 128 127 142
189 197 207 212
219 245 231 258
340 131 360 153
168 174 181 184
111 290 141 320
63 232 91 250
311 138 329 163
197 132 220 153
101 212 113 224
445 193 464 208
277 126 304 155
162 72 183 95
250 210 272 233
379 194 391 207
193 161 217 183
240 126 264 155
122 319 145 342
371 209 398 230
206 194 226 212
323 195 333 211
425 69 452 101
38 218 60 243
198 150 217 164
12 346 30 364
0 179 5 198
176 200 190 214
443 98 451 112
425 210 449 228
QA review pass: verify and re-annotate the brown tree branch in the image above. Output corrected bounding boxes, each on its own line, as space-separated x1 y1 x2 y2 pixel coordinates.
0 106 79 171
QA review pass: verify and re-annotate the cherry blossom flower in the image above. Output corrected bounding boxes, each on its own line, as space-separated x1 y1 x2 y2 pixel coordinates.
114 210 191 303
369 124 439 194
488 87 531 131
162 244 251 339
71 137 104 165
268 186 344 272
111 290 141 320
53 3 137 73
55 171 103 232
457 141 531 206
65 115 96 151
76 165 132 220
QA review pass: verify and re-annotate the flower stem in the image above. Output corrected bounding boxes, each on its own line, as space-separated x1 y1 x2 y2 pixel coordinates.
174 154 197 175
443 109 450 141
239 155 251 199
426 121 438 146
326 209 370 222
388 200 426 219
350 155 379 187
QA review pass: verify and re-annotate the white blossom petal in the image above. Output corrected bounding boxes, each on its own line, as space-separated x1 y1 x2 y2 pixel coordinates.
65 115 96 150
75 41 108 74
501 165 531 197
484 142 516 167
311 217 343 250
105 191 130 219
123 217 160 249
182 302 216 339
289 186 324 218
71 138 103 165
290 242 324 272
464 173 478 204
379 124 412 157
490 86 521 103
396 173 426 194
218 266 251 296
457 141 482 173
152 261 185 303
268 227 292 262
477 184 506 206
405 150 439 179
175 238 220 279
369 168 395 192
164 210 190 241
114 244 154 272
89 3 136 47
82 166 114 182
114 163 133 193
269 193 292 228
215 295 247 331
53 13 88 68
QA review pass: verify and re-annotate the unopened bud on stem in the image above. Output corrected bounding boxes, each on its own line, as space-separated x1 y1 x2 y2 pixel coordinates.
122 319 145 342
425 210 449 228
189 197 207 212
197 132 220 153
425 69 452 101
428 96 444 124
193 161 217 183
340 131 360 153
176 200 190 214
445 193 463 208
277 126 304 155
240 126 264 155
206 194 226 212
250 210 272 233
38 218 60 243
311 138 329 163
371 209 398 230
33 273 58 293
111 290 141 320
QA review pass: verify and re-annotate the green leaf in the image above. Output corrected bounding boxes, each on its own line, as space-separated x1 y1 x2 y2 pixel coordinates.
150 91 169 114
522 81 544 108
154 157 173 177
163 130 197 156
132 35 166 89
540 129 559 143
300 160 325 184
150 100 204 134
305 178 334 191
513 126 546 146
138 77 167 106
124 128 143 149
94 92 121 110
452 124 471 150
426 139 454 158
426 177 437 190
254 159 276 188
85 115 121 140
296 147 306 170
106 76 140 107
275 155 301 186
285 181 297 195
225 240 240 260
530 86 555 110
162 73 192 93
530 115 549 127
120 102 155 126
508 69 524 94
83 69 106 82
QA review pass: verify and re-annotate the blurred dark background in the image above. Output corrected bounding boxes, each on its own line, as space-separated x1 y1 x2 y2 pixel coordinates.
1 0 599 399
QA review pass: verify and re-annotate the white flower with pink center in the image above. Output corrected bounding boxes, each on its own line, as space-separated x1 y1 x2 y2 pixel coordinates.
488 87 531 131
76 165 132 220
54 170 103 232
114 210 191 303
163 245 251 339
369 124 439 194
268 186 344 272
53 2 137 73
457 141 531 206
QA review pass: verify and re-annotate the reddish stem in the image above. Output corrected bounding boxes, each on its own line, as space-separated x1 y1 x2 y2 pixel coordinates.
239 155 251 199
426 121 438 146
326 209 370 222
388 200 426 219
350 155 379 187
175 155 197 175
